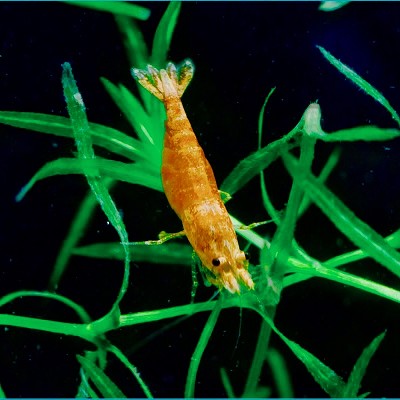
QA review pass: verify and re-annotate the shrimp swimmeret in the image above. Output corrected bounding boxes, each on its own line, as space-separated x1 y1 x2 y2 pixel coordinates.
131 60 254 294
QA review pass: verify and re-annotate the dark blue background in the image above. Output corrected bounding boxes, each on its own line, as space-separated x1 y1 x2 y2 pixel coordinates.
0 2 399 397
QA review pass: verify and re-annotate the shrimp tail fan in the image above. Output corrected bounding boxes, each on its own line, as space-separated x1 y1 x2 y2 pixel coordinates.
131 59 194 100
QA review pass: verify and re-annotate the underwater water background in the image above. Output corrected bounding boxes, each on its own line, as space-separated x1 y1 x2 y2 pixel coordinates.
0 1 400 397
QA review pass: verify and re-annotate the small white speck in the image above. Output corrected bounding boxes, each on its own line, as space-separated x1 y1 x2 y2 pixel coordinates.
73 92 84 106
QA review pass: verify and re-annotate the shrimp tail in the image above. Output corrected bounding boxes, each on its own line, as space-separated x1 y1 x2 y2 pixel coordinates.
131 59 194 100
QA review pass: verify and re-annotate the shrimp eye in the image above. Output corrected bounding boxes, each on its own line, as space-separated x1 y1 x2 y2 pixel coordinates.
212 258 221 267
244 252 251 261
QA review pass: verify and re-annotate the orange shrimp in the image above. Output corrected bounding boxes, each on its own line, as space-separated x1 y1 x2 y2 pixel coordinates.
132 60 254 294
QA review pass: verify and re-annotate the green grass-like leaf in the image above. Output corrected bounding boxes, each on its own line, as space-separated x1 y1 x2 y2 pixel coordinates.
66 1 150 20
61 62 131 316
266 349 294 398
286 257 400 304
317 45 400 127
48 179 115 291
114 15 154 111
185 297 222 398
77 354 126 398
108 344 153 398
0 291 91 324
311 125 400 142
0 313 96 342
242 319 274 397
343 331 386 397
100 78 158 148
0 111 143 162
221 137 296 196
258 88 284 225
74 241 193 265
283 152 400 279
115 15 149 70
151 2 182 68
220 368 236 398
16 157 162 202
255 310 346 398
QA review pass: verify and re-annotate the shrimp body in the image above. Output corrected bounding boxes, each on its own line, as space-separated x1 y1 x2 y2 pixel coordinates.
132 60 254 294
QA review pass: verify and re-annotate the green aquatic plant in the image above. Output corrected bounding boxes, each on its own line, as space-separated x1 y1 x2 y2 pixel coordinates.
1 2 400 397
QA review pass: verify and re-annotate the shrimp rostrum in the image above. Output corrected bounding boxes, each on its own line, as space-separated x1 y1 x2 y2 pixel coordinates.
131 60 254 294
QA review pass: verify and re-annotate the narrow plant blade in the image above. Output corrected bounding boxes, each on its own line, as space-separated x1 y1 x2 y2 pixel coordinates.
286 257 400 304
16 157 162 201
0 111 143 161
310 125 400 142
77 355 126 398
317 46 400 126
283 228 400 294
185 298 222 398
319 1 350 11
100 78 156 148
119 83 165 152
221 138 296 196
62 62 131 314
73 242 193 265
108 344 153 398
343 331 386 397
115 15 149 70
220 368 236 398
283 152 400 279
151 2 182 67
66 1 150 20
0 290 91 323
266 348 294 398
114 15 154 110
253 310 346 398
49 179 115 291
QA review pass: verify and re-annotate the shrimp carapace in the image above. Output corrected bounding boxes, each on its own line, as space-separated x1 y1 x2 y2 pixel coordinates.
132 60 254 294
